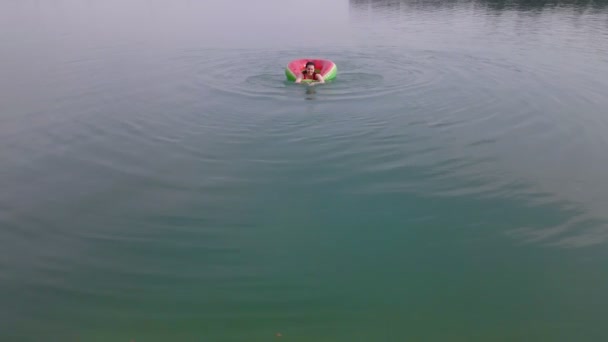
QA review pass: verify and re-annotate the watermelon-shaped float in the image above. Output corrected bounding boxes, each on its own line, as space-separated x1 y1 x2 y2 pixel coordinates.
285 59 337 82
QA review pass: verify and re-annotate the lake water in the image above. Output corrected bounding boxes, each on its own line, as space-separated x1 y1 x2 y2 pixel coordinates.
2 0 608 341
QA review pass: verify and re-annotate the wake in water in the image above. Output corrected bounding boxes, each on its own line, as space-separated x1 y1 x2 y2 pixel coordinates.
187 48 452 102
173 47 608 247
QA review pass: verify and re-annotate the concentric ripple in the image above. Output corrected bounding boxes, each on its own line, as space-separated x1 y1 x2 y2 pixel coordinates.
184 48 456 101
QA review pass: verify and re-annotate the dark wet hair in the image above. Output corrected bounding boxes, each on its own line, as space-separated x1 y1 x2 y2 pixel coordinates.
303 61 316 75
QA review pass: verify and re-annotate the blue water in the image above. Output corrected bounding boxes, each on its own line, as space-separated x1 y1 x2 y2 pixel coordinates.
1 0 608 340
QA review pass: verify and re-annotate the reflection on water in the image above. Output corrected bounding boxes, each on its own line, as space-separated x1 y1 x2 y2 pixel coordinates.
348 0 608 248
305 83 317 100
350 0 608 10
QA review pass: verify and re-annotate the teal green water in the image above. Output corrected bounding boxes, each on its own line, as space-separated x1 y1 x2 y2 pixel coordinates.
2 0 608 341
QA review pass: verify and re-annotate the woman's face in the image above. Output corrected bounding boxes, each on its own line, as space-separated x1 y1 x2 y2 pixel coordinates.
305 65 315 74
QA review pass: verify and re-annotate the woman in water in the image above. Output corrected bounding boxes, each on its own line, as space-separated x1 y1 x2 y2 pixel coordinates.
295 61 325 84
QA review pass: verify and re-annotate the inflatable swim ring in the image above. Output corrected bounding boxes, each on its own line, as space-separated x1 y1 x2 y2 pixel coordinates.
285 59 337 82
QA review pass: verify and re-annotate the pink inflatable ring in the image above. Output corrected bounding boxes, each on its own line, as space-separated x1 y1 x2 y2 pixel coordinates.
285 59 337 82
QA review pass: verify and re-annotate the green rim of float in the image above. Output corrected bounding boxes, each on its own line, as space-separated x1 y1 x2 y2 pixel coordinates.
285 59 337 82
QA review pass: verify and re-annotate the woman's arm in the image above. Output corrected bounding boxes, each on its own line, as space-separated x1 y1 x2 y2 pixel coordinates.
315 74 325 83
295 74 303 83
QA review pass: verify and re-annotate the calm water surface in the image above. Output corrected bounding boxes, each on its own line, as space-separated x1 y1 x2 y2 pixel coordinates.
1 0 608 341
